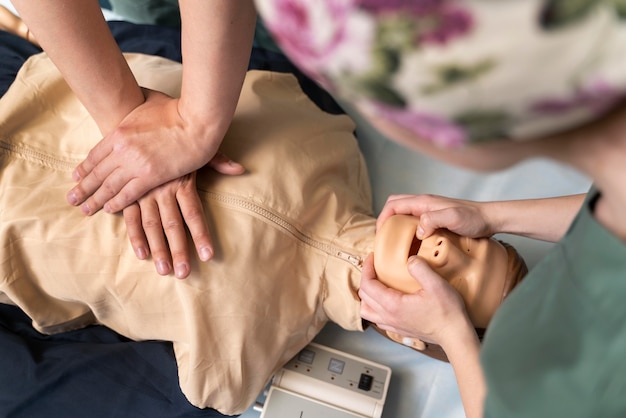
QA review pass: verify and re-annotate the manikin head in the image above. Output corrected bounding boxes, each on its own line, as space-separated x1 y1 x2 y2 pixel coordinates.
373 215 527 357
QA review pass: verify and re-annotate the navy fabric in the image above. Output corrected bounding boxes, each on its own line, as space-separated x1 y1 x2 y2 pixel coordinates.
0 30 41 97
0 304 233 418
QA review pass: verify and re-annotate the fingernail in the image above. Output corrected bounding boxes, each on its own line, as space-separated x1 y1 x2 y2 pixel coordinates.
199 246 213 261
417 226 425 239
67 191 78 206
103 203 112 214
157 260 171 275
175 263 189 279
135 247 148 260
72 170 81 182
80 203 91 215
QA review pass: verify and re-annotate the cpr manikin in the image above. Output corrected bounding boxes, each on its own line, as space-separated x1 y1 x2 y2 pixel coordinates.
374 214 527 357
0 52 527 413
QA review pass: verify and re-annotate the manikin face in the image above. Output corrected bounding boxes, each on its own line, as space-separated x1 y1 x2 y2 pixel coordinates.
373 214 509 329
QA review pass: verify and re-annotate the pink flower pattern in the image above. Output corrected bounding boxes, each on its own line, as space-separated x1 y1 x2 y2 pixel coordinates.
374 103 467 148
256 0 626 147
531 79 624 115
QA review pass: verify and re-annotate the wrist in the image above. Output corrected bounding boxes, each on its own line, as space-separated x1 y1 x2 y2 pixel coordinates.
438 314 480 359
177 98 231 157
482 200 506 237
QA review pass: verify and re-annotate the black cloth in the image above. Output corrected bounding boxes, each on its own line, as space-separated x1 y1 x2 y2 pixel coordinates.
0 304 232 418
0 19 341 418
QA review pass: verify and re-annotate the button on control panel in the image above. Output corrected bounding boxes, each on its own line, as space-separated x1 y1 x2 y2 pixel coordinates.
358 373 373 391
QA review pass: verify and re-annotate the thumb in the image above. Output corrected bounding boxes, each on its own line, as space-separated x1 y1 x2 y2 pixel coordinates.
407 256 445 291
207 152 246 175
416 209 458 239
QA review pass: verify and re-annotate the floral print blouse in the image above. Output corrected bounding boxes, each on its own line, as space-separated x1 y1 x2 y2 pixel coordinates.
254 0 626 147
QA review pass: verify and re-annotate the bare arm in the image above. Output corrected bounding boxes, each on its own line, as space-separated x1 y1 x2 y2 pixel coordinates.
480 194 585 242
378 193 586 243
11 0 144 136
441 320 485 418
178 0 257 151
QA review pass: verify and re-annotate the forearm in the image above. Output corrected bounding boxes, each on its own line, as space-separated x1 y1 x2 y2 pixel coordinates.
178 0 256 145
11 0 144 135
441 322 485 418
484 194 585 242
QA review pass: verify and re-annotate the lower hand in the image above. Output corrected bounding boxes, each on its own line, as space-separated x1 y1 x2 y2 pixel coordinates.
359 254 471 348
123 171 210 280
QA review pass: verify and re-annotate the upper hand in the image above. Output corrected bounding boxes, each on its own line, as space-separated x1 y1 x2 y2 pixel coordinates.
123 170 212 280
359 253 471 347
377 194 493 240
67 88 244 215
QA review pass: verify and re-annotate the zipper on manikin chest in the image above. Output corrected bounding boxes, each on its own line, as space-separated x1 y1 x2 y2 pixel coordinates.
0 143 363 271
205 192 364 270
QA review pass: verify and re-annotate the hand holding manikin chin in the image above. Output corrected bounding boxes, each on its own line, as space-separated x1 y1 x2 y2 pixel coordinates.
370 215 527 360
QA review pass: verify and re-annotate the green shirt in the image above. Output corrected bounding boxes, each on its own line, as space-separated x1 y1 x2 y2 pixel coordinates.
482 189 626 417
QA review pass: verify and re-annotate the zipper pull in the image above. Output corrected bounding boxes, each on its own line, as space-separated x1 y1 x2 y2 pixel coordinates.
336 251 363 269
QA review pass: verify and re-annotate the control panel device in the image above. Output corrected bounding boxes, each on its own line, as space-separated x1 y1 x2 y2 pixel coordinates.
259 343 391 418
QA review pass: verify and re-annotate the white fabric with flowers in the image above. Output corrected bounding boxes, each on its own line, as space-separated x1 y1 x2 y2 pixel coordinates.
256 0 626 147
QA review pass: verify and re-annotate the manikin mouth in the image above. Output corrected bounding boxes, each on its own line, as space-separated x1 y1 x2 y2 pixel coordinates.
409 234 421 257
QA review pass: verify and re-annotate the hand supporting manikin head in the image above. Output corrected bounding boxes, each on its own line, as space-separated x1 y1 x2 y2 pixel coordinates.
373 215 527 357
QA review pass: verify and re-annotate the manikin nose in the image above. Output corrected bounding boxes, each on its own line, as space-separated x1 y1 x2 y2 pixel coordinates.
418 235 454 266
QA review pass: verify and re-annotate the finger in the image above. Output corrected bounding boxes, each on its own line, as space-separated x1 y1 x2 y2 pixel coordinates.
416 209 461 239
358 254 383 293
359 298 382 324
207 151 246 175
359 286 405 331
71 138 114 182
384 194 414 204
358 255 403 316
157 193 191 279
72 159 159 215
140 199 173 277
100 177 153 215
123 203 150 260
415 211 450 239
67 155 121 211
376 196 431 231
177 183 213 262
72 170 134 215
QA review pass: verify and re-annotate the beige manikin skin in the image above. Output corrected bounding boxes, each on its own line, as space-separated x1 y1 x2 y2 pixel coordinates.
374 214 509 350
